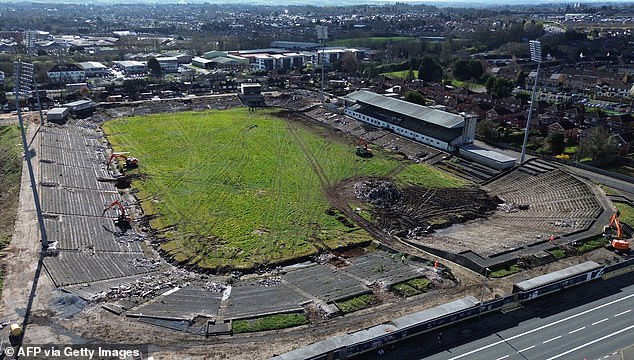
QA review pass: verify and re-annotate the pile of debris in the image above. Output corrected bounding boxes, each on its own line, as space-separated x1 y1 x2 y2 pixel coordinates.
354 180 402 208
93 270 227 302
551 219 577 227
497 203 530 213
130 257 161 270
257 277 282 287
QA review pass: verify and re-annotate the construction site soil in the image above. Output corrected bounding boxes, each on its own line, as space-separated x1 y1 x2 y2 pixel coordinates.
0 96 630 360
337 179 500 239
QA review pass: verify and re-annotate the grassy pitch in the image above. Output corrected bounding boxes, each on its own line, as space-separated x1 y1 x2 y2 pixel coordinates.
103 108 468 270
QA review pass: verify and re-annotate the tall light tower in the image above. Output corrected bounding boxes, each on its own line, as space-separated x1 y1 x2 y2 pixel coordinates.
519 40 543 165
316 25 328 103
14 60 49 248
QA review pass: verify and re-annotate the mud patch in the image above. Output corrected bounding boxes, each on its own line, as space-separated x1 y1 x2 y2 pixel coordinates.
338 178 499 240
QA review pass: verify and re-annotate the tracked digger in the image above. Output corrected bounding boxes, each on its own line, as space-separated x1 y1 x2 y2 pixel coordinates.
604 211 631 252
355 137 373 158
102 200 132 230
107 152 138 171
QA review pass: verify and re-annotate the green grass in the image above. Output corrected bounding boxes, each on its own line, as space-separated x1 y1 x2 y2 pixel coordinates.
328 36 418 48
381 70 418 79
615 202 634 227
232 313 308 333
102 108 469 270
448 80 486 92
489 264 522 278
0 126 22 299
392 277 431 297
396 163 470 188
564 146 578 155
335 293 377 314
575 235 610 253
547 248 566 259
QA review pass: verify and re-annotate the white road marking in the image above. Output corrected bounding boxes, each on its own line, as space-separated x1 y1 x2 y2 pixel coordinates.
495 356 509 360
545 324 634 360
569 326 586 334
614 309 631 317
518 345 535 353
447 293 634 360
543 335 562 344
592 318 609 326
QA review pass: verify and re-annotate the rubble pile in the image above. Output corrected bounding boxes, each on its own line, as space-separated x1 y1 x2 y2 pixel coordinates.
257 277 282 287
551 219 577 227
497 203 530 213
354 180 402 208
92 269 227 302
203 281 228 292
130 257 161 270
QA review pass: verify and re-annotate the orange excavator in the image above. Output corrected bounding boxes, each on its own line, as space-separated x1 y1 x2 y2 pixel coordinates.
355 137 373 158
107 152 138 170
102 200 132 229
604 211 630 252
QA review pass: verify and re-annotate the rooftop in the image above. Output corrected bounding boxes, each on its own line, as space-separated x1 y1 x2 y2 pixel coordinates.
345 90 465 129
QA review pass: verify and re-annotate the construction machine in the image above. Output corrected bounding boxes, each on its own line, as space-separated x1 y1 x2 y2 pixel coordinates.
107 152 138 170
355 138 373 158
604 211 630 252
102 200 132 229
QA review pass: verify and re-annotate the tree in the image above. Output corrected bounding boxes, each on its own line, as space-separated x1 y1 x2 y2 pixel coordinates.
407 61 414 81
547 132 565 155
476 120 497 141
418 56 442 82
454 59 483 81
578 127 619 165
147 56 162 78
515 71 528 88
485 76 513 98
339 52 359 74
404 91 426 106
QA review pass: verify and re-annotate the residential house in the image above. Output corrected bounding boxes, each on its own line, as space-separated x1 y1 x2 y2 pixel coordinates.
47 63 86 84
606 114 634 132
547 120 578 140
486 107 514 124
613 131 634 155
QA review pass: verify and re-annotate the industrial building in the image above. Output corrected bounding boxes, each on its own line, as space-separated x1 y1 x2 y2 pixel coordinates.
46 107 69 124
343 90 477 152
112 60 147 75
156 57 179 73
47 63 86 83
459 144 517 170
78 61 110 77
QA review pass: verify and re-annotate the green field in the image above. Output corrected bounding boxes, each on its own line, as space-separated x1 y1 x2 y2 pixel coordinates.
328 36 418 48
0 126 23 297
381 70 419 79
103 108 468 270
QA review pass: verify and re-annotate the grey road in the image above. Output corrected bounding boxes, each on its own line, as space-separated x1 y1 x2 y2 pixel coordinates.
423 281 634 360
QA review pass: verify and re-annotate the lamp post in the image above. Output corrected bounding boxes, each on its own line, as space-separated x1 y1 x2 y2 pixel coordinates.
316 25 328 103
14 60 48 249
519 40 543 165
478 267 490 318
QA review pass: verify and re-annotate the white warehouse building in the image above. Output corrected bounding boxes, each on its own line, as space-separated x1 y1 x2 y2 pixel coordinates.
343 90 477 152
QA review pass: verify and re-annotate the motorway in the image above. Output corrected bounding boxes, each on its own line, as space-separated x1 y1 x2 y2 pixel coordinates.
358 272 634 360
425 290 633 360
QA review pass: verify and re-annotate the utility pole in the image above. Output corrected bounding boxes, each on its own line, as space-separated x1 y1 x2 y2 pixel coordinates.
519 40 543 165
14 60 49 249
316 25 328 104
